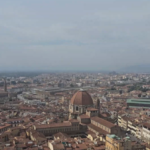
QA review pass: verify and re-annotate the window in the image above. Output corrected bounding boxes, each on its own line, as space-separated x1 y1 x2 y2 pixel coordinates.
76 106 79 111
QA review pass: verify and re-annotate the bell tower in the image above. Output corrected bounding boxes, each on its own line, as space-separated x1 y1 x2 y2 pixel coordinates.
97 98 100 117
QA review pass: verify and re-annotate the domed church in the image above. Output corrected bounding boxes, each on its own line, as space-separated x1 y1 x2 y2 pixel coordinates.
69 89 100 119
36 89 121 138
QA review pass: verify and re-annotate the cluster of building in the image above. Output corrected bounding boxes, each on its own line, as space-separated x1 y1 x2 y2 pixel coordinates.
0 72 150 149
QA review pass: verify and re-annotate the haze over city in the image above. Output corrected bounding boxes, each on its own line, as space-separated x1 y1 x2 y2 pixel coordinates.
0 0 150 72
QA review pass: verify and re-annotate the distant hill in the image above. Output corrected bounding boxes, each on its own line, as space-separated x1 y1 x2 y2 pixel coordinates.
118 64 150 73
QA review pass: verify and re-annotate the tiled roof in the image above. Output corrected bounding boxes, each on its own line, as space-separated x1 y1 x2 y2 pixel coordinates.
88 124 108 135
36 122 71 129
86 108 98 111
0 124 11 130
79 114 90 119
91 116 115 128
70 91 93 106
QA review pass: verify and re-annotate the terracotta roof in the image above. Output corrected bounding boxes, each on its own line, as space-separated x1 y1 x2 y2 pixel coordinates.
70 91 93 106
36 122 71 129
143 122 150 129
53 143 64 150
0 124 11 130
69 119 79 123
88 124 108 135
122 116 129 121
91 117 115 128
79 114 90 119
86 108 98 111
101 112 110 118
77 143 88 149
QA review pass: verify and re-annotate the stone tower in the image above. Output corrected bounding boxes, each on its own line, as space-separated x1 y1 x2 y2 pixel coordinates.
97 98 100 117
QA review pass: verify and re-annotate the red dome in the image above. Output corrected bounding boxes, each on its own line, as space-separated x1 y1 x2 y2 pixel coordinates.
70 90 93 106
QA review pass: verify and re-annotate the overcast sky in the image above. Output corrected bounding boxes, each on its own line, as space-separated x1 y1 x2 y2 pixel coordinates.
0 0 150 71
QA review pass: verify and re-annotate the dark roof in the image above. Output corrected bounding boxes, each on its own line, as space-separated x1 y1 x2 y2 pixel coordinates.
0 92 8 98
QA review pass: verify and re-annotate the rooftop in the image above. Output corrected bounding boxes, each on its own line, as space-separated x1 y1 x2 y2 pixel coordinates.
36 122 72 129
91 117 115 128
127 99 150 105
70 90 93 106
107 134 120 140
107 134 131 141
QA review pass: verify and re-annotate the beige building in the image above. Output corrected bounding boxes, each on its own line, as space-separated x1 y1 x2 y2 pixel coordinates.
34 120 81 136
121 116 128 131
142 123 150 144
118 115 128 131
118 115 138 136
128 120 137 136
106 134 145 150
90 117 120 136
106 134 131 150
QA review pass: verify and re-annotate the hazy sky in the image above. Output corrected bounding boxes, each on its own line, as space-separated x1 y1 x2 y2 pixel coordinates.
0 0 150 71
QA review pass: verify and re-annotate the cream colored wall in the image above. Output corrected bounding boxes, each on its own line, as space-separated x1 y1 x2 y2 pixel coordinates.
142 127 150 144
106 136 130 150
48 142 54 150
146 147 150 150
69 103 94 115
87 134 94 141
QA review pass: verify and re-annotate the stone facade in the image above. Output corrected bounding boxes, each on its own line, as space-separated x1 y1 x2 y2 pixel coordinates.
69 103 93 119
